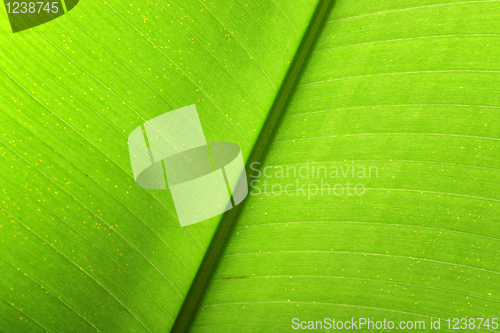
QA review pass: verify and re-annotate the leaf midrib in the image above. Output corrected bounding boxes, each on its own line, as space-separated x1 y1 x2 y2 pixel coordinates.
169 0 335 331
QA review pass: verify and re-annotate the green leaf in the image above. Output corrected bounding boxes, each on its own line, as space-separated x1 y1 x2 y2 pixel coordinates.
190 0 500 331
2 0 500 332
0 0 320 331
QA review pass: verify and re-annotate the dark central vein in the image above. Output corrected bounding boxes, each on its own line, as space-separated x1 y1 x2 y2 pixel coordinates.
170 0 335 331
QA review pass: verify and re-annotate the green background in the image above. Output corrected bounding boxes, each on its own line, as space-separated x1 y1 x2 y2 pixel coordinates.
1 0 499 332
